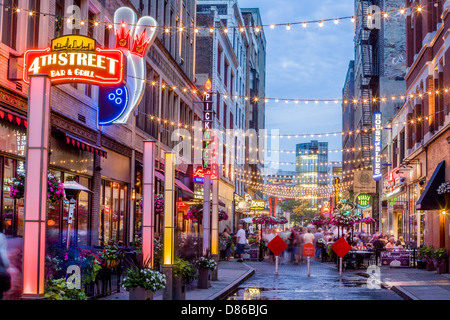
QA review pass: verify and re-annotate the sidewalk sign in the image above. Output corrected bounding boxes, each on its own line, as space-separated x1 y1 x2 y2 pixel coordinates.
380 251 411 267
303 243 314 277
267 235 288 275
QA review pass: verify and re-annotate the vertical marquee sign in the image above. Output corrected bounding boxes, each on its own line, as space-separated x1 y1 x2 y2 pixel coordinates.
372 111 382 181
202 79 217 174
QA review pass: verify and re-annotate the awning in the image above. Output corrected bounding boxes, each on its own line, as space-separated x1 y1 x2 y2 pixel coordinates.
0 107 27 129
155 170 164 181
416 160 448 210
58 129 107 158
175 179 194 198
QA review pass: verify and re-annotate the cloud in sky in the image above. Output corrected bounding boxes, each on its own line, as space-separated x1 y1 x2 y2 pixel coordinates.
238 0 355 169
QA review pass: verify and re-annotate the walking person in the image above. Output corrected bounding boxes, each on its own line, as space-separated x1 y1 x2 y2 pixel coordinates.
288 228 298 263
0 232 11 300
235 224 246 262
313 228 324 259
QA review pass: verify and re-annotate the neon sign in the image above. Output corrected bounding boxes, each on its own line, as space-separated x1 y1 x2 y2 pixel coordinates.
23 35 125 86
98 7 158 125
372 111 382 181
356 194 372 209
193 167 217 183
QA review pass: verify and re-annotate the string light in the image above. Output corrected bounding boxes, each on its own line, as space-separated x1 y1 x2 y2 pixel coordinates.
3 2 428 33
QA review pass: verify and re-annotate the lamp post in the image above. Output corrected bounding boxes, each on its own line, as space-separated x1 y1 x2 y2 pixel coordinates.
63 181 92 249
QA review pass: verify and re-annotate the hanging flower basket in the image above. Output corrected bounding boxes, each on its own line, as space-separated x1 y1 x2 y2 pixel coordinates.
9 172 25 200
311 216 329 227
360 217 376 224
154 194 165 213
10 172 65 203
437 182 450 194
218 209 228 221
329 212 360 228
47 174 65 203
186 204 203 221
253 214 288 225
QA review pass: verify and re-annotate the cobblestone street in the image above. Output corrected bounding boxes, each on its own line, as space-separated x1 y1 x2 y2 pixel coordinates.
226 259 403 300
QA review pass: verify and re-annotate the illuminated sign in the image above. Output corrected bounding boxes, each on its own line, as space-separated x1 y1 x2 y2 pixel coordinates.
336 202 356 214
356 194 371 209
99 7 158 125
322 200 331 213
193 167 217 183
250 200 266 211
23 35 125 86
372 111 382 181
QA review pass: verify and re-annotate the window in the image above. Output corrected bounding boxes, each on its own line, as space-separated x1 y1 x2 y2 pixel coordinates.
27 0 40 49
224 61 229 88
100 180 128 246
55 0 64 38
217 46 222 76
2 0 18 50
399 130 405 163
72 0 81 35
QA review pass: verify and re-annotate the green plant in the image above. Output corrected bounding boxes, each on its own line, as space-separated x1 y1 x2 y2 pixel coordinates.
173 257 197 283
195 256 217 271
419 246 435 263
122 267 166 292
433 248 449 263
99 242 124 261
76 249 102 284
45 278 88 300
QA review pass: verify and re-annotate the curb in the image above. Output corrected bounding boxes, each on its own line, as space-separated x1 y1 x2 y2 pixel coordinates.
355 272 417 300
208 264 256 300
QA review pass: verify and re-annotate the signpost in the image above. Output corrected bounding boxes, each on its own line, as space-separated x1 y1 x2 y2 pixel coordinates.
331 237 352 277
303 243 315 277
267 235 288 275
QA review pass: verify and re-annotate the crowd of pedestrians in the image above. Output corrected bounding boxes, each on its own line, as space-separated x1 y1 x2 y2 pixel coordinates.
217 222 411 266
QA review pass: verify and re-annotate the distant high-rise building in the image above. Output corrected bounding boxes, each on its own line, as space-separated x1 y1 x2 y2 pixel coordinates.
295 140 328 213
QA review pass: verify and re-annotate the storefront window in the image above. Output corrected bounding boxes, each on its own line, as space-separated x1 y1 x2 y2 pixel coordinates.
134 169 143 240
103 182 112 244
100 180 128 246
2 158 15 236
77 177 90 246
119 187 126 243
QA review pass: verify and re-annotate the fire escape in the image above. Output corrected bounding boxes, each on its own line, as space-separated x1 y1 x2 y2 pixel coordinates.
357 0 379 169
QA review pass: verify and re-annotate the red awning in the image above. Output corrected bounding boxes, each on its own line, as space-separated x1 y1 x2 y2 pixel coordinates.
0 108 27 129
58 129 107 158
175 179 194 196
155 170 164 181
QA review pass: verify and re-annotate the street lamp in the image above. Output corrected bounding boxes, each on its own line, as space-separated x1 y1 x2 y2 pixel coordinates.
63 181 92 249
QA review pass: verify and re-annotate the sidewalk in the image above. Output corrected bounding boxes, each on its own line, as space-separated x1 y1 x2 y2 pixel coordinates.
98 260 255 301
352 265 450 300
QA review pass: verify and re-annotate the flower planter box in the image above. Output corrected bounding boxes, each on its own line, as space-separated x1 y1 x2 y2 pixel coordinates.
426 261 436 271
105 259 120 270
173 277 186 300
197 268 211 289
417 260 426 269
128 287 153 300
435 261 447 274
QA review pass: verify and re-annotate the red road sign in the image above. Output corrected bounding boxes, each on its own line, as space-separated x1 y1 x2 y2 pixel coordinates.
331 237 352 258
302 243 315 257
267 235 288 256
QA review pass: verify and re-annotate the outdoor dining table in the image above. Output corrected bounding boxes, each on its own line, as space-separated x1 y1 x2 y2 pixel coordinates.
343 250 375 269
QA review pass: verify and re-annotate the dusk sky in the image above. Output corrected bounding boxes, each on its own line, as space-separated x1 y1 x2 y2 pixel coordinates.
238 0 355 171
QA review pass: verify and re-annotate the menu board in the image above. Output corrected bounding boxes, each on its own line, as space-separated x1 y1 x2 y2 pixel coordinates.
380 251 411 267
